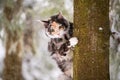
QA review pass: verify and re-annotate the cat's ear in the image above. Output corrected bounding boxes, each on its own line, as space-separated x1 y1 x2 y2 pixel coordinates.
42 20 49 28
58 12 64 19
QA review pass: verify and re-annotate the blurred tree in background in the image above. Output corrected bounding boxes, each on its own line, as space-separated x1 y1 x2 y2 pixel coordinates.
2 0 23 80
110 0 120 80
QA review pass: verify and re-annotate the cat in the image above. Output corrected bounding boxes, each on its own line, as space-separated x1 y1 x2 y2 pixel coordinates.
42 12 78 79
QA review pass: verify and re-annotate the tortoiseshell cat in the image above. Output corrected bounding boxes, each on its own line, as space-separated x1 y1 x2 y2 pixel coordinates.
42 12 78 80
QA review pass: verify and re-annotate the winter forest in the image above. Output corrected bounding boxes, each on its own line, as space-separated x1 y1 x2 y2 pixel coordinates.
0 0 119 80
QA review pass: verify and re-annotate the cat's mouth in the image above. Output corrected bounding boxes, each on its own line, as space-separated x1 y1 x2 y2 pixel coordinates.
53 34 62 38
45 32 62 38
57 33 60 35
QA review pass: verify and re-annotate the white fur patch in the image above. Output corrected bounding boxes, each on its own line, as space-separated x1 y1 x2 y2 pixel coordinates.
69 37 78 47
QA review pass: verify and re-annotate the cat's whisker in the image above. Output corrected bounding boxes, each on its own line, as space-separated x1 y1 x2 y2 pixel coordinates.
32 20 43 24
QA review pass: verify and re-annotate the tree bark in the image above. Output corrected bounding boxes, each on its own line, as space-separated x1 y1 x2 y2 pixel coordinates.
74 0 110 80
2 0 23 80
3 34 23 80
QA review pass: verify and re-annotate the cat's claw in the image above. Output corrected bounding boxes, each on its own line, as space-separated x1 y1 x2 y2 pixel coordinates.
69 37 78 47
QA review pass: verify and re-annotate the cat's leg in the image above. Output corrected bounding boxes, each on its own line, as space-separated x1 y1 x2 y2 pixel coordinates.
58 74 72 80
48 41 57 55
59 42 71 56
57 60 73 80
59 37 78 56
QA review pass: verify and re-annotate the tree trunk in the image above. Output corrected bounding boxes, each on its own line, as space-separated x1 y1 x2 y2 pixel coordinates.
2 0 23 80
3 34 23 80
74 0 110 80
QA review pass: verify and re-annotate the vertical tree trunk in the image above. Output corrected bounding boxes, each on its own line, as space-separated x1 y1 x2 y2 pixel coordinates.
2 0 23 80
74 0 110 80
3 34 23 80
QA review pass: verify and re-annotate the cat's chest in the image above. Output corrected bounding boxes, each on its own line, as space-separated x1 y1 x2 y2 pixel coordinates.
51 38 66 48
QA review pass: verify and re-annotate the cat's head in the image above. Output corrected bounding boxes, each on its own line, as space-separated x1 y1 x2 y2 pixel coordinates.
42 12 71 38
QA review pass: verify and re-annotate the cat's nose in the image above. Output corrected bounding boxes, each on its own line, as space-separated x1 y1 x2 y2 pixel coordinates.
57 33 60 35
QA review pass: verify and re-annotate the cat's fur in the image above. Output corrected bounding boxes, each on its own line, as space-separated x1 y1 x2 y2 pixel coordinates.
42 12 78 79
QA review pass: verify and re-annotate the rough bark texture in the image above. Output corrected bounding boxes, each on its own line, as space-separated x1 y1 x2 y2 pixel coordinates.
74 0 110 80
2 0 23 80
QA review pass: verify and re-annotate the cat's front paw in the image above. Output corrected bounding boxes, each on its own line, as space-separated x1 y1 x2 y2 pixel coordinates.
68 37 78 47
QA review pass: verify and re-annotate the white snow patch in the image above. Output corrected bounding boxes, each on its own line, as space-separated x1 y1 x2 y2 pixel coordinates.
99 27 103 31
0 39 5 79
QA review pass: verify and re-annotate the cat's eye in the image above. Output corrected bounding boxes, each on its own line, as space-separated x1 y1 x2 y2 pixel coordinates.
51 29 55 32
59 26 64 29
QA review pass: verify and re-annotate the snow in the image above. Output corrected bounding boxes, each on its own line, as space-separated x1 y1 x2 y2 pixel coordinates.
98 27 103 31
0 39 5 79
22 53 62 80
19 12 26 24
64 0 73 14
